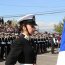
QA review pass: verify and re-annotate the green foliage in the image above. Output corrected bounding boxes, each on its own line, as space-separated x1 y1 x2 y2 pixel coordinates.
54 20 64 34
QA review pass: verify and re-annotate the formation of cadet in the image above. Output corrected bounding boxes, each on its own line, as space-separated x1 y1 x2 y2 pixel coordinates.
31 33 51 54
31 32 61 54
0 32 18 61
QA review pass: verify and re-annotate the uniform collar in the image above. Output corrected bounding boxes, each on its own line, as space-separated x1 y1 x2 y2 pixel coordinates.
22 33 30 40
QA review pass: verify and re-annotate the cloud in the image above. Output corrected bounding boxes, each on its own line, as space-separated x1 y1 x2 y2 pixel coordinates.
36 21 59 32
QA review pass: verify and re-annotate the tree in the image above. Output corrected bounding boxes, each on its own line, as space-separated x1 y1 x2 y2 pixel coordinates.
54 19 64 34
12 19 17 27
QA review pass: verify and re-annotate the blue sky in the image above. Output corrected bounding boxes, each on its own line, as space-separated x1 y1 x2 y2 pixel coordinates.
0 0 65 32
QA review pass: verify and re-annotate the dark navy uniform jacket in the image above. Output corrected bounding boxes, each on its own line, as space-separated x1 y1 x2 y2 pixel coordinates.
5 34 36 65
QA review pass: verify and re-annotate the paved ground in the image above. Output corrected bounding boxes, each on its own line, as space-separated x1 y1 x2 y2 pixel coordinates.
37 53 58 65
0 48 58 65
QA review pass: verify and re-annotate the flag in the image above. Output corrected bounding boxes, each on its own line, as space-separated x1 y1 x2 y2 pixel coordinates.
56 21 65 65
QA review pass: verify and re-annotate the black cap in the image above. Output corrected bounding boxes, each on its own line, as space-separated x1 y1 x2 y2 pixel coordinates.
18 14 37 26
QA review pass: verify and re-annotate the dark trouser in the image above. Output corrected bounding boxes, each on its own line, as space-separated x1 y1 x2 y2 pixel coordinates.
51 44 54 54
0 44 5 59
5 44 11 59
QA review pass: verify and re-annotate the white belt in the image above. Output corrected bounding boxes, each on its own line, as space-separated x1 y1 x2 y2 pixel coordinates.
1 42 5 44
